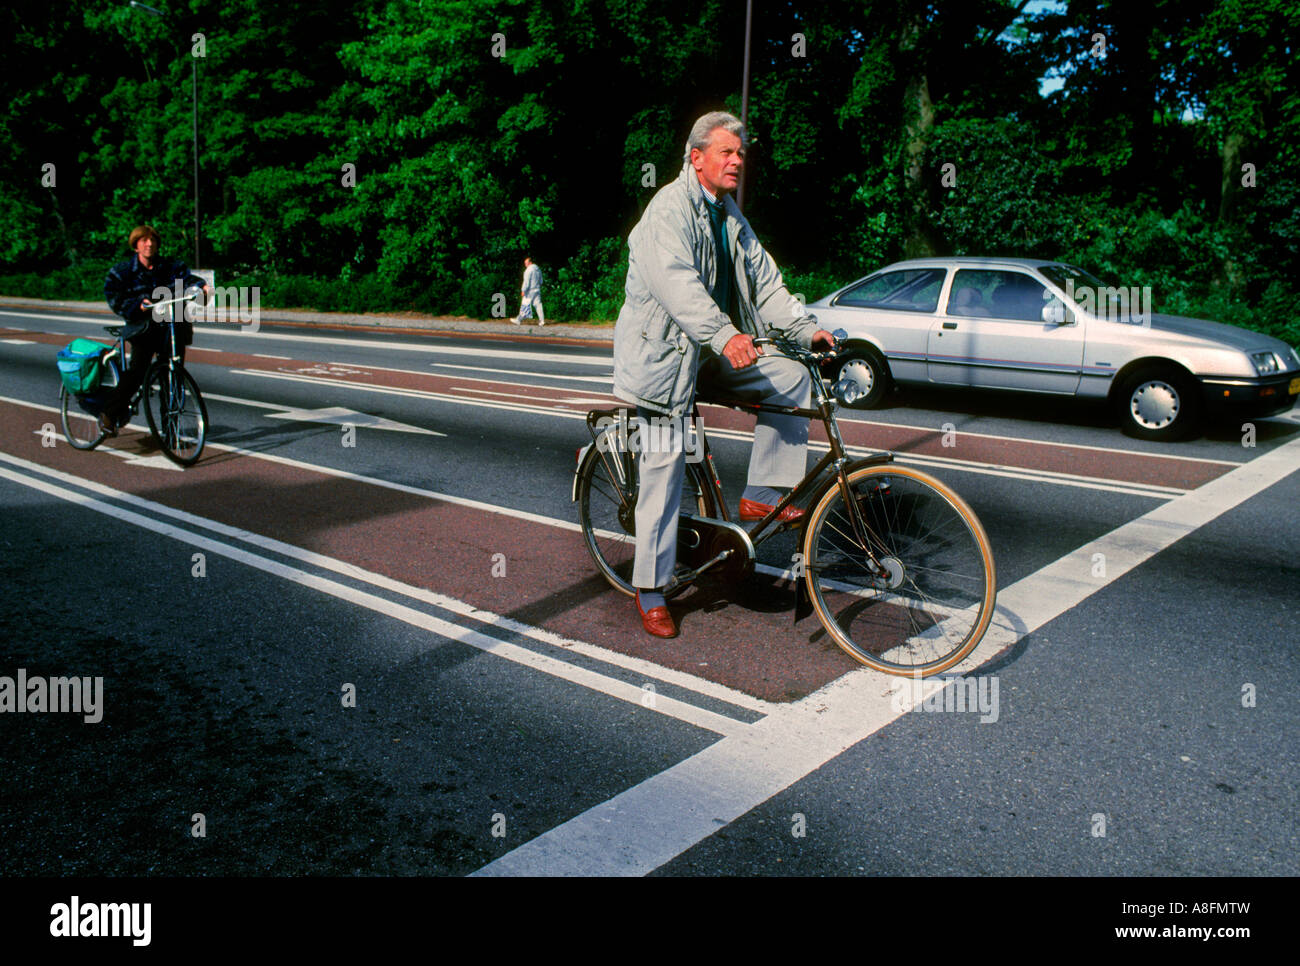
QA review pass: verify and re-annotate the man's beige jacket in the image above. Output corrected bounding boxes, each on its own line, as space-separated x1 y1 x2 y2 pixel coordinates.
613 159 819 417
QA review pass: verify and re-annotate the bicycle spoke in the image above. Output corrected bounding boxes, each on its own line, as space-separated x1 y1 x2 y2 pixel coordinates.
804 466 994 675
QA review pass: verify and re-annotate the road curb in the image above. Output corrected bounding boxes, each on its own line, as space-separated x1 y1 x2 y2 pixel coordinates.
0 296 616 344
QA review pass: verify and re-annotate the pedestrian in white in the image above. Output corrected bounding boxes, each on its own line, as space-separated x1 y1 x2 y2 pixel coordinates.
513 256 545 326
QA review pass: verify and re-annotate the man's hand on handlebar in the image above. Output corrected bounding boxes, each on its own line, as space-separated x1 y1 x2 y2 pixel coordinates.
722 332 763 370
726 328 839 369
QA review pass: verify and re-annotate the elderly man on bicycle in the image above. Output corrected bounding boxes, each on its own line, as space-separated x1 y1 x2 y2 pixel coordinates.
613 111 835 639
99 224 209 436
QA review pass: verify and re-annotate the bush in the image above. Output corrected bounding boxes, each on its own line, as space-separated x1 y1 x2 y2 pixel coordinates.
0 262 114 302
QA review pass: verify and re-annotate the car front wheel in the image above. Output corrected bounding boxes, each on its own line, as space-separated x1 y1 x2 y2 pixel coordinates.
833 350 890 408
1118 365 1202 441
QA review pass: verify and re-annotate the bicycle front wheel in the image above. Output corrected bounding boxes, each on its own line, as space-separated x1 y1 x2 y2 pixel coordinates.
144 365 207 466
60 386 105 449
576 443 718 596
802 464 995 677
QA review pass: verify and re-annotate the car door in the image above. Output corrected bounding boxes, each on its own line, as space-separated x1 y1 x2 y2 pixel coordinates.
828 267 946 382
927 268 1084 393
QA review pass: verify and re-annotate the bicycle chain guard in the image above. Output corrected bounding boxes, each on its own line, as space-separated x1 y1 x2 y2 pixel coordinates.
676 513 755 585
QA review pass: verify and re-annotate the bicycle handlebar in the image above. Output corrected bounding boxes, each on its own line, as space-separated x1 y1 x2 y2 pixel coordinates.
753 332 843 365
146 293 199 308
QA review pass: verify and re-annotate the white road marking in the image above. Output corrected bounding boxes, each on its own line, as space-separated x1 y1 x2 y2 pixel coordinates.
0 309 612 367
96 445 185 471
264 405 445 436
430 361 614 384
30 428 185 470
228 370 1198 498
472 434 1300 876
3 307 1268 469
0 404 772 717
833 412 1244 467
452 385 618 408
1 338 33 344
0 456 755 737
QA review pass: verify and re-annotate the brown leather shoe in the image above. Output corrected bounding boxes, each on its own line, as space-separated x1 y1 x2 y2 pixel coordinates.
636 593 678 638
738 497 805 524
97 412 118 437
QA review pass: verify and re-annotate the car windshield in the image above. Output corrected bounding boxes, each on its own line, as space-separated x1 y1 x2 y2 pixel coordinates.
1040 263 1152 322
1039 264 1107 296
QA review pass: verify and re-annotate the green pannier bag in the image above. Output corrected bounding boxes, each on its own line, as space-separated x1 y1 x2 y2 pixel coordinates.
56 338 110 395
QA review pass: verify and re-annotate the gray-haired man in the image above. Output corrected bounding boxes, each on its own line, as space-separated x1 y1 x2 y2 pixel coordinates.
612 111 835 638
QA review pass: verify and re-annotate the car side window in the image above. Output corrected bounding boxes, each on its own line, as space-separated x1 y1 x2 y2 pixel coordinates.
947 269 1050 322
835 268 946 313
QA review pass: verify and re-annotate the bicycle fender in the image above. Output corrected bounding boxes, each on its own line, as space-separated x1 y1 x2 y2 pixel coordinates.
802 452 896 517
794 573 813 624
571 442 593 502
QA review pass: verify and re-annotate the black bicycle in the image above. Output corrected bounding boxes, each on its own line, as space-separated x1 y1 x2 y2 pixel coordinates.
60 290 208 466
573 333 996 677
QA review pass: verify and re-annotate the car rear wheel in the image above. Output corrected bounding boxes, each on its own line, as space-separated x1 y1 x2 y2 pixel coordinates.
833 349 890 408
1118 365 1202 441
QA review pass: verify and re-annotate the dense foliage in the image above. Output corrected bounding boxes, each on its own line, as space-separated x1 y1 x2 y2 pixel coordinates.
3 0 1296 343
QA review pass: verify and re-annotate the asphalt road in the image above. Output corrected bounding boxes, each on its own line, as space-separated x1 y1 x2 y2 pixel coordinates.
0 302 1296 880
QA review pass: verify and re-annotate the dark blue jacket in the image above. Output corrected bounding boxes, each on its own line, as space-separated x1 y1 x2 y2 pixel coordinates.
104 255 203 331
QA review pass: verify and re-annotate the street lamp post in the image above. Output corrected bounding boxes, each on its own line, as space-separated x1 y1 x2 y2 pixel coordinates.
129 1 201 269
737 0 753 211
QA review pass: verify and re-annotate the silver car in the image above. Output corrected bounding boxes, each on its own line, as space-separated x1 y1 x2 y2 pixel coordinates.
810 257 1300 440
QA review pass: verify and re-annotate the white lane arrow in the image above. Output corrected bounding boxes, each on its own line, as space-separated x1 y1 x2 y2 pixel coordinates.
34 428 184 470
100 445 185 471
263 405 445 436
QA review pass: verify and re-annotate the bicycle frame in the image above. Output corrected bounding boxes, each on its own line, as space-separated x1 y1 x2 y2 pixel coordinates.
94 294 191 430
583 341 897 577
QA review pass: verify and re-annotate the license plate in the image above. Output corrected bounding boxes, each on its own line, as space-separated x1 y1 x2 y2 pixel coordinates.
1290 376 1300 395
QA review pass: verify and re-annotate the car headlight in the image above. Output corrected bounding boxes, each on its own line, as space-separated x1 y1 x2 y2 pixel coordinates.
1250 350 1286 375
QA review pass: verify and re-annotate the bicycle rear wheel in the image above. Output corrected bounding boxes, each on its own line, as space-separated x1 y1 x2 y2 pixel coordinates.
60 353 120 450
802 464 995 676
60 386 105 449
576 442 718 596
144 364 207 466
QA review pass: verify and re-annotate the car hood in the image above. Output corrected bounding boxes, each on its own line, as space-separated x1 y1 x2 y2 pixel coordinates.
1144 313 1286 353
1133 312 1294 364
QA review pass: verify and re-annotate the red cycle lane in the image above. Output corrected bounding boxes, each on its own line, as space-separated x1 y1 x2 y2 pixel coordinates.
4 331 1239 700
0 396 855 702
7 324 1236 491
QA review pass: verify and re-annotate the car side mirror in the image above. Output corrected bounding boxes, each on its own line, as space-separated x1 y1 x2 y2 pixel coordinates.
1042 298 1071 326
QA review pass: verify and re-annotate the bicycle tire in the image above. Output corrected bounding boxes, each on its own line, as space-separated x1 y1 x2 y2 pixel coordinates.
60 352 120 450
576 442 719 597
802 463 995 677
144 364 207 466
60 386 105 449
